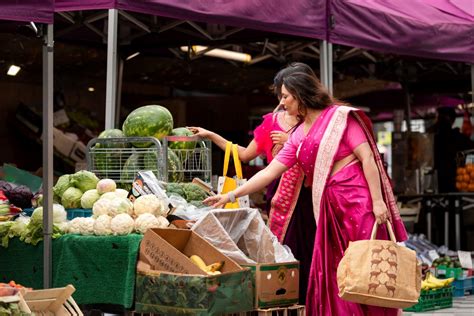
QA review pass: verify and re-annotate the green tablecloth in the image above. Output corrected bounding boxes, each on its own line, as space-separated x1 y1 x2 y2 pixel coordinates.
0 234 143 308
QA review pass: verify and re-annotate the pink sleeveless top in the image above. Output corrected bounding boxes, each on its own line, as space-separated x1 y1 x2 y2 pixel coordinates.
253 112 286 163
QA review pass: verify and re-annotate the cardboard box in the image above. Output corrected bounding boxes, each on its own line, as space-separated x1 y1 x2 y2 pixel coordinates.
41 128 76 157
135 229 254 315
192 209 300 308
69 141 87 162
243 262 299 308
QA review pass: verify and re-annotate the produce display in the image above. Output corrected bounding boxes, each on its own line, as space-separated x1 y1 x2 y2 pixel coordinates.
421 272 454 290
456 163 474 191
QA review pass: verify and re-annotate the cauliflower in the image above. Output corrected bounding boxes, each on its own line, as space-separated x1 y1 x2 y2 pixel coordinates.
94 215 112 235
110 198 134 217
115 189 129 199
96 179 116 194
110 214 134 235
134 213 169 234
133 194 167 216
100 192 118 200
156 216 170 228
56 221 69 234
92 198 133 217
68 217 95 235
92 198 113 217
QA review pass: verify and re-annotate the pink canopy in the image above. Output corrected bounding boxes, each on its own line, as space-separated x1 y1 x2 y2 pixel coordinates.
0 0 54 23
329 0 474 63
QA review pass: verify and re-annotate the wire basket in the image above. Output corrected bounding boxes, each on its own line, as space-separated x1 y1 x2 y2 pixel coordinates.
86 137 166 189
163 136 212 184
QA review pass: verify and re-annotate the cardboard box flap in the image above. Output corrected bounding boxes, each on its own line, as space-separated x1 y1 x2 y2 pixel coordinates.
140 228 243 275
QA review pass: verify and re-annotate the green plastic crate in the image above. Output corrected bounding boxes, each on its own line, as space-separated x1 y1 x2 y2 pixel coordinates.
436 265 464 279
404 287 453 312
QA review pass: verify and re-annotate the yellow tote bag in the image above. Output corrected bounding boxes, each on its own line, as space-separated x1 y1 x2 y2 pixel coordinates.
217 142 249 209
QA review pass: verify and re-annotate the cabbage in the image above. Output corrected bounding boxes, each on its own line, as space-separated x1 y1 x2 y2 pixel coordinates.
80 189 100 209
30 204 67 225
71 170 99 192
61 187 83 209
53 174 73 197
96 179 116 194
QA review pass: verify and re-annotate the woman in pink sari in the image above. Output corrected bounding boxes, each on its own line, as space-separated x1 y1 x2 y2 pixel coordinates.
204 69 408 315
192 63 318 303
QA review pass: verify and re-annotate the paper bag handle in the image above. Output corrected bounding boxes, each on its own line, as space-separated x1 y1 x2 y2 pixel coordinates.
232 144 244 179
370 221 396 242
223 141 232 176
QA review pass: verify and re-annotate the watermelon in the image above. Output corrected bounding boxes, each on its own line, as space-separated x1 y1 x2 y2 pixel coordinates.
122 105 173 147
96 129 130 148
120 150 184 183
92 129 130 177
167 149 184 183
168 127 196 150
121 153 142 182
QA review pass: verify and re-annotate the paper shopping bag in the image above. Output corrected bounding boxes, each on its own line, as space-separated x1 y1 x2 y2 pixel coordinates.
337 222 421 308
217 142 250 209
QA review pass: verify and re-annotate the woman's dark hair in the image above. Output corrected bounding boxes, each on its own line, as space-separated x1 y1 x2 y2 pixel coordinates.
273 62 316 98
281 71 333 119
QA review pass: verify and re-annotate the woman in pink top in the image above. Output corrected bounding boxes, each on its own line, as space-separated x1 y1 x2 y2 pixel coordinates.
204 68 408 315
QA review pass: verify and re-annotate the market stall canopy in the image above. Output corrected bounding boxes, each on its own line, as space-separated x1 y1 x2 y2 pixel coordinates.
54 0 327 39
329 0 474 63
0 0 54 23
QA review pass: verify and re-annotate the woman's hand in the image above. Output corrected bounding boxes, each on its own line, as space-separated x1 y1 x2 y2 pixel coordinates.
188 127 212 138
203 194 230 209
270 131 288 145
372 199 389 224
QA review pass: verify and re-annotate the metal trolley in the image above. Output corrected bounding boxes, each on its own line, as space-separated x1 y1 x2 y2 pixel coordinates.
162 136 212 184
86 136 212 186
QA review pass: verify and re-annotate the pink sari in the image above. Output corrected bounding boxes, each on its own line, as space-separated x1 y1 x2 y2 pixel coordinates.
299 106 407 315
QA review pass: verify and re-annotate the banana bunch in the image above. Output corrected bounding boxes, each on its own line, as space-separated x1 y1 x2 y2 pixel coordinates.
421 272 455 290
190 255 224 275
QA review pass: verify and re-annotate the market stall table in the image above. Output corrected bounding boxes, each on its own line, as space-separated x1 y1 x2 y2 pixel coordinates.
0 234 143 308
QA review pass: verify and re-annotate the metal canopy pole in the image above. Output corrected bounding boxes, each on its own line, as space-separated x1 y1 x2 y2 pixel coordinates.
327 42 333 94
320 41 328 88
42 24 54 289
105 9 118 129
319 40 333 93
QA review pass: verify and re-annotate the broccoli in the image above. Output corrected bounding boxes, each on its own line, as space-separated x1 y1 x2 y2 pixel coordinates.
183 183 208 202
165 183 186 199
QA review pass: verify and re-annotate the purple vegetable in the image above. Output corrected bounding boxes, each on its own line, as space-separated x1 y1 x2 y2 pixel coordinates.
4 185 33 209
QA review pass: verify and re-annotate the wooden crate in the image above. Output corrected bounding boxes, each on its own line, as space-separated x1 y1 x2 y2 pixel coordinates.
21 284 83 316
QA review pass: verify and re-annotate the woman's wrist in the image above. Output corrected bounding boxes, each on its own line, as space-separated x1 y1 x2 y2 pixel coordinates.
227 191 236 203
